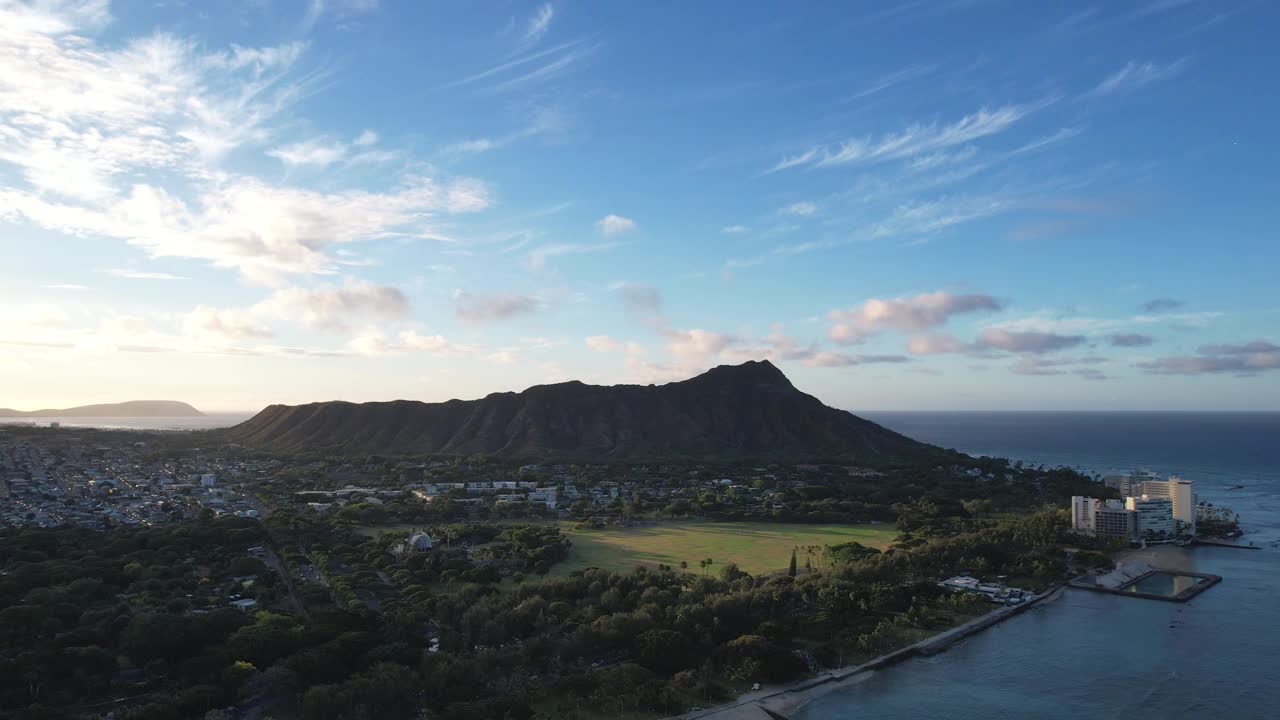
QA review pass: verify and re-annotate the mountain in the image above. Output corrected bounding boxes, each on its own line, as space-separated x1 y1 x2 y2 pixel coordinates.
0 401 205 417
225 360 944 462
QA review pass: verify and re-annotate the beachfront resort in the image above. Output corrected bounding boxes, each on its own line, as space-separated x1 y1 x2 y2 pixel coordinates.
1070 471 1202 543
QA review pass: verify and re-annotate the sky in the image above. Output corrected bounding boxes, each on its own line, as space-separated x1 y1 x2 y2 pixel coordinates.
2 0 1278 413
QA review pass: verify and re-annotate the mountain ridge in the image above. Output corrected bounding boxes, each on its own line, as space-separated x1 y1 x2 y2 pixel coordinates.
0 400 205 418
224 360 944 462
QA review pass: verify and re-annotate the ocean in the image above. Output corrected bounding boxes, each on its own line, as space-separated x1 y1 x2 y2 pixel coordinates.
799 412 1280 720
0 413 254 431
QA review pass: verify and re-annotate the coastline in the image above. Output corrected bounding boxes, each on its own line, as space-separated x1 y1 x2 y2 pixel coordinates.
670 583 1066 720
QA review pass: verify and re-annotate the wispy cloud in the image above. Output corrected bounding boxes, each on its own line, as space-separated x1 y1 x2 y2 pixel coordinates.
528 241 624 270
0 3 488 286
721 225 750 234
101 269 188 280
1137 340 1280 375
454 291 542 323
267 138 349 167
1011 127 1084 155
778 201 817 217
523 4 555 45
1090 58 1190 96
846 63 938 102
486 43 598 93
442 106 567 156
771 102 1043 172
440 39 585 90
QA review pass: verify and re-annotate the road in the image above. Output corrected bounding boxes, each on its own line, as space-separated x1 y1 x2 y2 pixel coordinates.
263 543 310 622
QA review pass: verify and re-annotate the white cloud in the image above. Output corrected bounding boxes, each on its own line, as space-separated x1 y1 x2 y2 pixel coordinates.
184 305 273 340
6 177 490 284
778 201 817 217
11 303 71 328
664 328 736 361
585 335 621 352
101 269 187 280
353 129 378 146
828 291 1003 344
0 4 489 284
267 138 348 167
906 333 970 355
975 328 1085 354
253 280 409 331
347 328 464 357
455 291 541 323
487 350 517 365
1091 58 1190 96
597 213 637 236
722 225 750 234
41 283 89 290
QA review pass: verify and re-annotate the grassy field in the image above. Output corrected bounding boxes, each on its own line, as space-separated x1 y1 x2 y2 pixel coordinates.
552 521 896 577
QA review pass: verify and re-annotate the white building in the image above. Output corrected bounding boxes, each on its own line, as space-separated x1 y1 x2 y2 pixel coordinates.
1095 500 1137 540
200 474 216 487
1103 470 1161 498
1072 497 1137 540
1139 477 1197 535
1126 495 1176 540
528 487 558 509
1071 496 1099 533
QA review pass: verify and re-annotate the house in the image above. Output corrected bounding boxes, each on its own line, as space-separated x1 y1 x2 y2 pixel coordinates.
230 598 258 611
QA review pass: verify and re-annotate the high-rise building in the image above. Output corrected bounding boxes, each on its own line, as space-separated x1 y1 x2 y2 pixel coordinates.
1126 495 1175 540
1141 476 1196 534
1095 500 1137 541
1071 496 1099 533
1071 497 1136 540
1103 469 1161 498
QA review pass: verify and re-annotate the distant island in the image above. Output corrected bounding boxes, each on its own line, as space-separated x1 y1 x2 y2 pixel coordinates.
0 400 205 418
225 360 945 462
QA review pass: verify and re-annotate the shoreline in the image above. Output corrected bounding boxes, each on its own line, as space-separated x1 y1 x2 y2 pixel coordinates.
670 583 1066 720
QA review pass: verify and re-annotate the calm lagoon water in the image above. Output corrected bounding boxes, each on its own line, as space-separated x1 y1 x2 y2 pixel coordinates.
800 412 1280 720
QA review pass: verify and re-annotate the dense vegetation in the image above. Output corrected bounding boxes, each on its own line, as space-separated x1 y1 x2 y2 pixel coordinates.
0 503 1096 719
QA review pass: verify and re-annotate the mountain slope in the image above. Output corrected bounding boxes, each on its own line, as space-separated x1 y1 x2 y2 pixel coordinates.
224 360 942 462
0 401 205 417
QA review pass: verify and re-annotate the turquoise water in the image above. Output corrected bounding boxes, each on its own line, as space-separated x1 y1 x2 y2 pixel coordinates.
800 412 1280 720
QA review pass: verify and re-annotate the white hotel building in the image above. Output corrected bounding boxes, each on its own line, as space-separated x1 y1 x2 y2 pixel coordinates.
1073 473 1196 542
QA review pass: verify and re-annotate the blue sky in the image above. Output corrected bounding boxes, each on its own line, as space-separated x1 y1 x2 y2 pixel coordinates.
2 0 1277 412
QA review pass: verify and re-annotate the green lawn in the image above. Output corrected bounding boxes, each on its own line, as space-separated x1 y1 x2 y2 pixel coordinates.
552 521 896 577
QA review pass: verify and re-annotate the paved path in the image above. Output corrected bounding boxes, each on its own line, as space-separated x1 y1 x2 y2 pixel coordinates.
264 543 311 622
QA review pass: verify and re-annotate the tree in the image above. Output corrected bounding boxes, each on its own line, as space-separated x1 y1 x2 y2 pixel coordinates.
788 549 797 577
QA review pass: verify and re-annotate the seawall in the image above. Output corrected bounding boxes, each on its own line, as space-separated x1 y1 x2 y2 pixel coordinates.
672 582 1065 720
